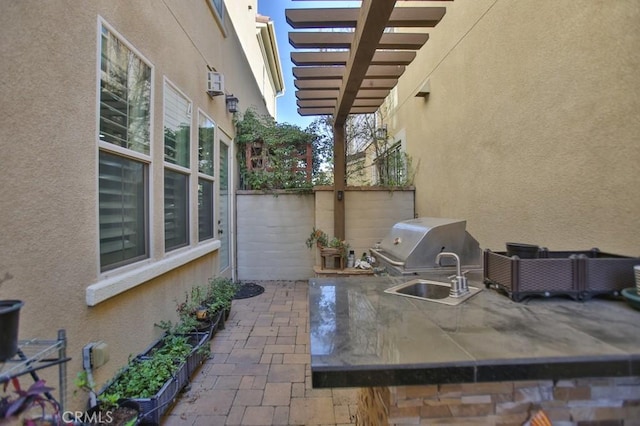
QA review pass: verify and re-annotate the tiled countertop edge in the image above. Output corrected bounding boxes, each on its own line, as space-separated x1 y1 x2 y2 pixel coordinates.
311 355 640 388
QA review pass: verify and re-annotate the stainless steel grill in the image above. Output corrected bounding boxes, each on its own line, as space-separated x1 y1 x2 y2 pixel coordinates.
370 217 482 275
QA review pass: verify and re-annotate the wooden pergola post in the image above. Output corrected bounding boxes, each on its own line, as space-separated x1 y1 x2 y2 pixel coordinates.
333 123 346 240
286 0 450 240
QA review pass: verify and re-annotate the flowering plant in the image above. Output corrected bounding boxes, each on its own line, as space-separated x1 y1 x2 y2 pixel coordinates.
305 228 350 258
305 227 329 248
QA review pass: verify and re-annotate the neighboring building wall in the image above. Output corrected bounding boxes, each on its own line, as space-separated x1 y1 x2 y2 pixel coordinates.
236 188 415 280
0 0 270 408
386 0 640 255
225 0 284 117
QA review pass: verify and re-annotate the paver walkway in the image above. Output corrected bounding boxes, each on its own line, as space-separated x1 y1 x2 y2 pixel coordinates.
163 281 359 426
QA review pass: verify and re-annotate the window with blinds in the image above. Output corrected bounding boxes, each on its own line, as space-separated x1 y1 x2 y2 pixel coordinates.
164 83 191 251
98 24 151 271
164 85 190 168
99 26 151 155
164 170 189 251
198 113 215 241
98 151 148 270
198 179 214 241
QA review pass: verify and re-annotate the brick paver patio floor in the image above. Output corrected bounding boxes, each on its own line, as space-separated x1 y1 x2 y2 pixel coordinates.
163 281 359 426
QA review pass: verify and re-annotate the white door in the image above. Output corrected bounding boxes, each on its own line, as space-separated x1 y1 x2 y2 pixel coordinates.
218 139 231 273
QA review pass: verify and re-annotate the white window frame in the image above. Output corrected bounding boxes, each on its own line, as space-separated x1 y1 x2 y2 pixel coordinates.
87 18 221 306
163 79 193 253
96 18 154 273
207 0 227 36
197 110 217 243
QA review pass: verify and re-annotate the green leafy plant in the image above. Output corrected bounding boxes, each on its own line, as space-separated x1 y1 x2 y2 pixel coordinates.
305 227 329 249
328 237 350 255
205 277 239 315
305 228 350 259
156 315 202 335
176 286 207 319
75 370 139 426
101 334 194 401
234 108 317 191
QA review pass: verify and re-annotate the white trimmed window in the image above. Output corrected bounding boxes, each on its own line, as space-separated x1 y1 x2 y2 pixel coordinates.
98 24 152 271
198 112 216 241
164 82 191 251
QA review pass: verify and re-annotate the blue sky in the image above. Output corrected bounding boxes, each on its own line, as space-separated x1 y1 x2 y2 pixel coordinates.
257 1 360 129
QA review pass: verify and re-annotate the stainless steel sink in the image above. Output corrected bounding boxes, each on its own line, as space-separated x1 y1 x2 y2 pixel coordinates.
384 279 481 306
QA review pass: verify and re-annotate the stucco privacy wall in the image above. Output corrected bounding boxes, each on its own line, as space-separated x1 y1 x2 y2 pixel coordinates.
388 0 640 255
236 192 316 280
235 189 415 280
0 0 269 408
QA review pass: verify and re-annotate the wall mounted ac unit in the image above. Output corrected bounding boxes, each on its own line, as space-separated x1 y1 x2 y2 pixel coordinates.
207 72 225 97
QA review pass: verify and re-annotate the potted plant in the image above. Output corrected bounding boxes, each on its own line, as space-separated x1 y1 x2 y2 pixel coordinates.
0 271 24 362
205 277 238 322
74 371 140 426
326 237 350 259
305 228 350 262
305 227 328 249
98 329 208 424
0 378 61 425
175 286 215 335
98 351 183 424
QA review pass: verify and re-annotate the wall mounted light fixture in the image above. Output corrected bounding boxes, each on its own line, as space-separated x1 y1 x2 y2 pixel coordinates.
225 94 239 113
415 79 431 97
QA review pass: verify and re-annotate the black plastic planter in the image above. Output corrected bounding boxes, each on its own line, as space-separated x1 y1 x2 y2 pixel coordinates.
506 242 541 259
0 300 24 361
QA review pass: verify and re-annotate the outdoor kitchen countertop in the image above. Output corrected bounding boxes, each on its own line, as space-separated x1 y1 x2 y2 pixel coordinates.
308 272 640 388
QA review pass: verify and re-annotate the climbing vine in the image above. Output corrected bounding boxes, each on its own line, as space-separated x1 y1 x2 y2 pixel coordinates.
234 108 329 191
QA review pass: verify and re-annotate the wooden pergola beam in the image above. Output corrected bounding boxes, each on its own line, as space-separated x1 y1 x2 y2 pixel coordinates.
289 31 429 50
294 78 398 90
293 65 405 80
286 7 446 29
297 106 379 116
291 50 416 66
334 0 398 126
297 98 383 109
296 89 389 100
296 90 340 100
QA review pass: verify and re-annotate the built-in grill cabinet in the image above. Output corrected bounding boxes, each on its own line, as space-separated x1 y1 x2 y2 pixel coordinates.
370 217 482 275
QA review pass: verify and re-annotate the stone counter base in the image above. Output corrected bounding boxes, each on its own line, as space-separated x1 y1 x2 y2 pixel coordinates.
355 377 640 425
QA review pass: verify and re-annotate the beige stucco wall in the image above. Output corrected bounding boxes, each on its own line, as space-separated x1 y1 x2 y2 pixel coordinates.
0 0 269 409
236 192 316 280
235 189 414 280
387 0 640 255
315 187 416 262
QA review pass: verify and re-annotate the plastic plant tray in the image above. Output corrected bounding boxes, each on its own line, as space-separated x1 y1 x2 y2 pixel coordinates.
483 248 640 302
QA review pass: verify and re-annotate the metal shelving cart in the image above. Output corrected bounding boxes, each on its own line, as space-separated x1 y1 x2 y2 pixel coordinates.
0 329 70 415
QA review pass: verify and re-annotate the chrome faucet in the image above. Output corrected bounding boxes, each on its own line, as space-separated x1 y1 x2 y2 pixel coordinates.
435 252 469 297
